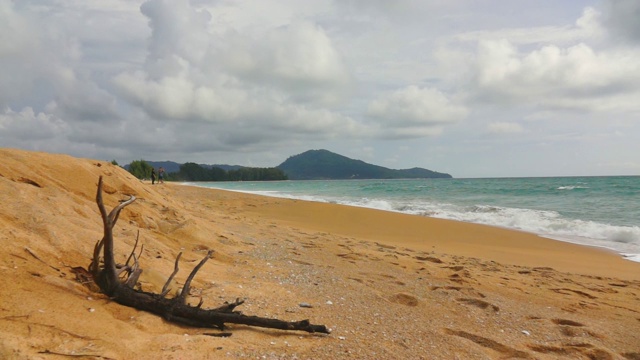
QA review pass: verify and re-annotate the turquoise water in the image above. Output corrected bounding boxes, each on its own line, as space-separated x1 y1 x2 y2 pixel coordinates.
188 176 640 262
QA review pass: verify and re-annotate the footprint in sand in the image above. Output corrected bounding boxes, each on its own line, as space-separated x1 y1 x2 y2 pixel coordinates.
562 301 600 313
16 177 43 188
550 318 605 340
447 265 465 271
336 252 366 263
444 329 533 359
448 271 476 284
430 285 487 298
375 242 396 250
528 343 615 359
552 318 585 327
456 298 500 312
415 255 443 264
192 244 211 252
388 292 419 307
300 242 319 249
551 288 597 300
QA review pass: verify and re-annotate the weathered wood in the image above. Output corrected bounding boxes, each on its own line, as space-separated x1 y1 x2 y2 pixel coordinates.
88 176 330 334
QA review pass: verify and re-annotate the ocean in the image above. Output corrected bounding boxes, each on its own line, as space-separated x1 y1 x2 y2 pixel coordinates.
188 176 640 263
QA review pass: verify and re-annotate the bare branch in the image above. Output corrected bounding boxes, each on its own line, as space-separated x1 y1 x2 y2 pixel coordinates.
176 250 213 305
161 252 182 297
86 177 330 335
125 231 140 267
92 176 137 295
107 194 136 228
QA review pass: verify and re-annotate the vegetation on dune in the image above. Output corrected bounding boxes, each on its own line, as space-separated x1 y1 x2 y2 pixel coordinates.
126 161 287 182
167 163 288 181
127 159 154 180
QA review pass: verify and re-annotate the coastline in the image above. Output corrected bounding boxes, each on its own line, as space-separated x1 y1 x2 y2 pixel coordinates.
185 182 640 277
1 148 639 359
180 184 640 281
190 177 640 266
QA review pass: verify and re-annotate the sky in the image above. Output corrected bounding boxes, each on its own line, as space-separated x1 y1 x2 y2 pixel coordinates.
1 0 639 178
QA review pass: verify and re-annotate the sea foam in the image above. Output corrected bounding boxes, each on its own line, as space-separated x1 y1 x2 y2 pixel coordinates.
194 177 640 262
298 196 640 262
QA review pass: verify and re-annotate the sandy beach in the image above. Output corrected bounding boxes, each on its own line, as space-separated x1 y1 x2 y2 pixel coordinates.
1 148 639 359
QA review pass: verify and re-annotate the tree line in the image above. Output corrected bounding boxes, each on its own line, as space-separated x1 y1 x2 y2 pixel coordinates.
127 160 287 181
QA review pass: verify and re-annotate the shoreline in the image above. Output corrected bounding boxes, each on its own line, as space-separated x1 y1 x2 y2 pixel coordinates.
175 183 640 281
184 181 640 272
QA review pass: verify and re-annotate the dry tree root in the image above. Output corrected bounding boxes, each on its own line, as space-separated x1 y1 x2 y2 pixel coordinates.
87 176 330 334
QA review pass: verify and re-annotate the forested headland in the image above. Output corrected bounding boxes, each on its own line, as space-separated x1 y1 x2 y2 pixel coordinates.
124 149 451 182
127 160 287 182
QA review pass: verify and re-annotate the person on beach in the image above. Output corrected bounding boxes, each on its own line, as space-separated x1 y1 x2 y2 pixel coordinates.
158 167 165 184
151 168 157 185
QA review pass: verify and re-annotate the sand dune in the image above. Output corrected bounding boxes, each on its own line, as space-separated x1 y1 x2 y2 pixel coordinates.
0 148 639 359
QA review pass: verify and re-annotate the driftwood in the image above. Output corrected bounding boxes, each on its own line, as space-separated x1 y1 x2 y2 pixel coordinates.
87 176 329 334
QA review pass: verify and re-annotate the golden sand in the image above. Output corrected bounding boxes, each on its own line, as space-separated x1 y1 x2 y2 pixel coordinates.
0 148 639 359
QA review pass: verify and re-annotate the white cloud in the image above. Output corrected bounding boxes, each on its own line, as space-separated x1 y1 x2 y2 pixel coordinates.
0 0 124 122
455 7 604 45
141 0 212 74
469 39 640 111
0 107 69 141
114 71 195 120
487 122 524 134
0 1 37 57
0 1 43 107
111 0 360 149
367 86 468 138
2 0 639 176
223 21 352 104
444 4 640 117
113 63 361 135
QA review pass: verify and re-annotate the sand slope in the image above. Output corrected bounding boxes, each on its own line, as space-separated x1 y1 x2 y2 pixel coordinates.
0 148 639 359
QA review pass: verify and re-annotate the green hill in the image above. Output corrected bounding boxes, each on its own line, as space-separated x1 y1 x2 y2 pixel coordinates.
277 149 452 180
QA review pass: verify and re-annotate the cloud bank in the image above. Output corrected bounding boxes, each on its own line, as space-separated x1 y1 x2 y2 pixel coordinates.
1 0 639 176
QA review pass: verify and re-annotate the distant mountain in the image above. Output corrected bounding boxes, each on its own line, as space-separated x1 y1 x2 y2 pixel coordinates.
276 149 452 180
123 150 451 180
